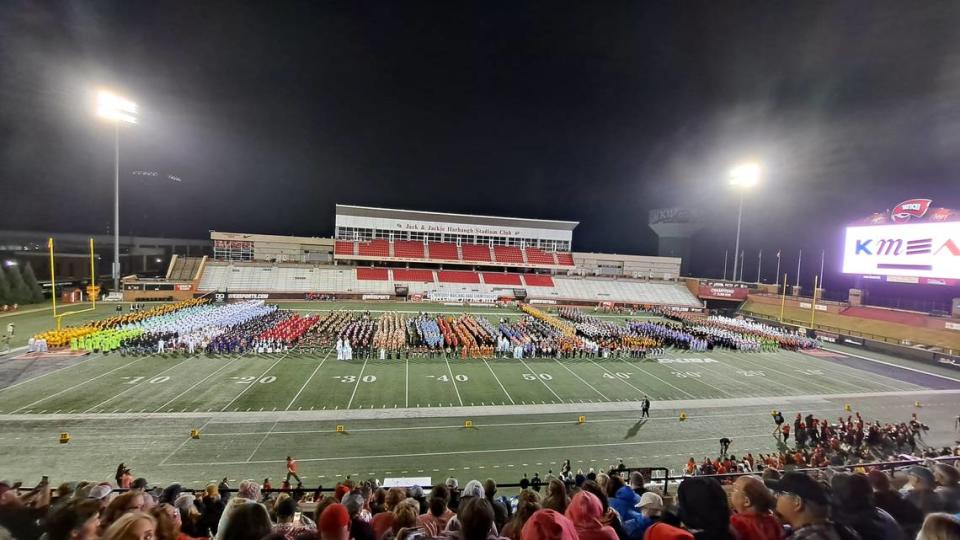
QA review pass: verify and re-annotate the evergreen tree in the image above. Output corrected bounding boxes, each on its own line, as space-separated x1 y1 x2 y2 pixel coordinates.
6 265 31 304
0 266 10 304
21 262 45 303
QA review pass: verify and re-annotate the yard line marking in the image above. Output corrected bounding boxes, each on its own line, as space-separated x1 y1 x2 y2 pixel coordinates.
482 359 515 405
286 349 332 410
83 358 190 413
730 351 870 393
552 359 608 401
713 351 833 394
675 353 776 397
777 349 908 391
0 352 107 394
246 419 279 462
346 357 369 410
586 357 676 400
517 358 563 401
11 355 151 413
443 355 464 407
405 355 409 408
154 358 239 413
614 358 700 399
220 355 288 412
160 415 215 466
165 433 772 466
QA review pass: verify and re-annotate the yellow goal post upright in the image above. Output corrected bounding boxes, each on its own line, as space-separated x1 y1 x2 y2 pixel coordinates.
48 237 99 330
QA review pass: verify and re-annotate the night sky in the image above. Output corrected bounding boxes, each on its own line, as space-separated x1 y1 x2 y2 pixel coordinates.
2 1 959 288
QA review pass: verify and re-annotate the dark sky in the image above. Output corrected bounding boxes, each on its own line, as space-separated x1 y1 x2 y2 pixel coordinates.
2 1 959 286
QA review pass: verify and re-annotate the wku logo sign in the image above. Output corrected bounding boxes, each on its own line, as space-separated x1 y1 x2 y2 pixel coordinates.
855 238 960 256
891 198 932 223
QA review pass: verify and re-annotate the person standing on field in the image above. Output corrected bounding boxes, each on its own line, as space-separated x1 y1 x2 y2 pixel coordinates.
286 456 302 486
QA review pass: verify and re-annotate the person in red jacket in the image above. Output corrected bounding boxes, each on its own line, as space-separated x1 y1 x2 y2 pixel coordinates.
730 476 784 540
285 456 302 486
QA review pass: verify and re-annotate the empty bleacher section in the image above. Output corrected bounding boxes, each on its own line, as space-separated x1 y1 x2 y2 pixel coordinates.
334 240 355 256
556 252 575 266
438 270 481 284
392 269 435 282
522 274 554 287
196 262 700 307
426 242 459 261
481 272 523 286
461 243 492 262
524 247 556 265
356 267 389 281
167 256 206 280
493 246 524 264
357 239 390 257
393 240 425 259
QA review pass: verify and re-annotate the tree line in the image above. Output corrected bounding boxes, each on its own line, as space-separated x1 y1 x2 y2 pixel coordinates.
0 262 46 305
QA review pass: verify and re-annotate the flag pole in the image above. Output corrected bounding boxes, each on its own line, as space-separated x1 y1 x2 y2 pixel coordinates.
819 250 825 293
739 251 744 282
775 250 781 287
723 250 728 280
756 249 763 284
795 249 802 289
810 274 819 327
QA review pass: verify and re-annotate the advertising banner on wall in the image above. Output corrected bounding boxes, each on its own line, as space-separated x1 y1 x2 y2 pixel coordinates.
698 282 749 301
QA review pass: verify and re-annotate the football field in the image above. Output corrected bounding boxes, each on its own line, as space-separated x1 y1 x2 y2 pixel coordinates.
1 302 959 489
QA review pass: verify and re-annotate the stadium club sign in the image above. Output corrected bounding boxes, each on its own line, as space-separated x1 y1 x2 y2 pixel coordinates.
842 198 960 280
335 214 573 242
697 281 749 301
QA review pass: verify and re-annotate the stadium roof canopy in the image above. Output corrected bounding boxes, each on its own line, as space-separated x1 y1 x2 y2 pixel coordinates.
335 204 579 232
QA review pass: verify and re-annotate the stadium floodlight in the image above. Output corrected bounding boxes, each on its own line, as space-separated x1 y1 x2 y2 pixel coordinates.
96 90 138 124
727 161 762 282
94 89 138 293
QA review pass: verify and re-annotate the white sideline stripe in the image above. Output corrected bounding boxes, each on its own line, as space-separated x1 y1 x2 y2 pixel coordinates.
163 433 773 466
823 347 960 384
7 388 956 422
153 358 239 412
346 357 369 409
220 355 287 412
0 351 101 393
82 358 190 413
286 349 332 411
482 359 515 405
443 355 463 406
10 355 151 413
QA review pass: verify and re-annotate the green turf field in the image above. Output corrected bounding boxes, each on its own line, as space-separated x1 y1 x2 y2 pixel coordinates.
1 301 959 489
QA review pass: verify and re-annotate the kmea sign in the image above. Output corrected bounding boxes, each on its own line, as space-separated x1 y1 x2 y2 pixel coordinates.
842 221 960 280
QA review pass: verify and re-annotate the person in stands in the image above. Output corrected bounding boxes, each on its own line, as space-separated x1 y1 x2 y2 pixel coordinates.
44 499 101 540
729 476 783 540
866 470 923 539
500 490 540 540
565 491 617 540
915 513 960 540
766 471 857 540
905 467 948 516
219 502 272 540
830 473 900 540
101 512 156 540
521 509 578 540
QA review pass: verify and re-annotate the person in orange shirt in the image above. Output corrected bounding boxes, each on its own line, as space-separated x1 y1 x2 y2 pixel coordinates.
285 456 302 486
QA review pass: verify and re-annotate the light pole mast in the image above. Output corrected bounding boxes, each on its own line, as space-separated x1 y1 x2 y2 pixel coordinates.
96 90 137 293
727 162 761 283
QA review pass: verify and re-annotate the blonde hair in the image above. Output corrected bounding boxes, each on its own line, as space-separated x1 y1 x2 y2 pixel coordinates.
205 484 220 500
917 513 960 540
102 512 157 540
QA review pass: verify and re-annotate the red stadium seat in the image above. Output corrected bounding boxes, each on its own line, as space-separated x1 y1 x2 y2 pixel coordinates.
493 246 524 264
358 239 390 257
335 241 355 255
524 247 556 265
461 243 492 262
356 267 389 281
438 270 481 284
522 274 554 287
556 252 575 266
392 269 435 282
427 242 460 260
393 240 425 259
481 272 522 286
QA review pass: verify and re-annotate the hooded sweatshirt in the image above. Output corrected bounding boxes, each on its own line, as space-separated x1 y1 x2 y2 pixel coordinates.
565 492 619 540
609 486 643 525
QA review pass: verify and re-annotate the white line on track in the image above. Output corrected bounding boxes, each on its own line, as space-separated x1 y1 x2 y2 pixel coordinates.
159 415 216 466
0 352 106 394
153 359 239 413
246 419 279 462
482 360 514 405
10 355 151 413
83 358 190 413
517 358 564 401
165 433 772 466
552 359 609 401
286 349 332 411
346 357 369 410
443 355 464 406
821 347 960 384
614 357 699 399
220 355 288 412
